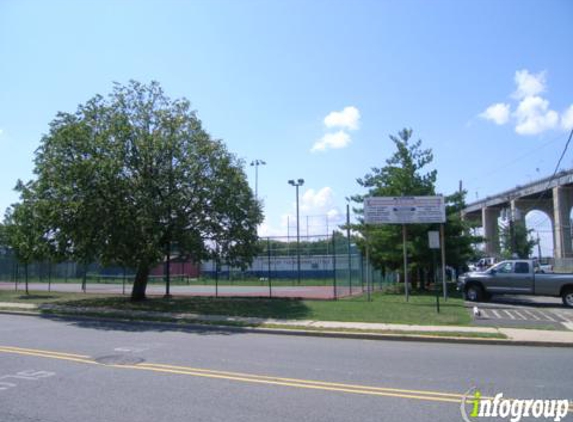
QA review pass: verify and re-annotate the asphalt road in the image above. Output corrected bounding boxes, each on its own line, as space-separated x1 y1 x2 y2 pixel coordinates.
0 314 571 422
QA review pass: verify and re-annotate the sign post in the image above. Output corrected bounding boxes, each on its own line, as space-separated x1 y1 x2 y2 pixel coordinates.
441 223 447 301
428 230 440 313
365 228 371 302
402 224 408 302
364 196 446 302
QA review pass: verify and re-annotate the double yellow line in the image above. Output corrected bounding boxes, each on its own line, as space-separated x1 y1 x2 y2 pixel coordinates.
1 345 571 412
128 362 463 403
0 345 460 403
0 345 95 365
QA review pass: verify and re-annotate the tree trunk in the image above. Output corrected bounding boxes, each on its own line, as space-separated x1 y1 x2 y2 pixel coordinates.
131 265 150 302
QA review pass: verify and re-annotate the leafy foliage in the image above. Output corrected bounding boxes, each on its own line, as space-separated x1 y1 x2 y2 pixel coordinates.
351 128 480 283
442 190 483 272
499 220 537 259
350 129 436 275
7 81 263 300
3 181 54 293
3 181 52 266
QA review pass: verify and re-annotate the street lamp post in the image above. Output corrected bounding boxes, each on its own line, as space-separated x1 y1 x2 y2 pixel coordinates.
288 178 304 285
250 159 266 199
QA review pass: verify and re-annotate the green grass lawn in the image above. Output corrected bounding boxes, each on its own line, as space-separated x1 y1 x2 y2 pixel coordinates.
0 289 471 326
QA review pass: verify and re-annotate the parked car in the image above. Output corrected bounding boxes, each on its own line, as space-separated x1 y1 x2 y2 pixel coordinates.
457 259 573 307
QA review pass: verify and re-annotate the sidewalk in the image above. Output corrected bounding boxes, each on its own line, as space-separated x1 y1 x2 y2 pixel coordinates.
2 302 573 347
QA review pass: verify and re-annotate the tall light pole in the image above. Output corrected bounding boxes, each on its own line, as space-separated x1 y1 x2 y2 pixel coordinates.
250 159 266 199
288 178 304 284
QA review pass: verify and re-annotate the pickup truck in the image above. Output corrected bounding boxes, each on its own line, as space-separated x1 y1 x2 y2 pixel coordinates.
457 259 573 308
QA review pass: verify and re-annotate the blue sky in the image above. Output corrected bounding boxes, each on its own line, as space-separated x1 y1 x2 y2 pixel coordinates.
1 0 572 255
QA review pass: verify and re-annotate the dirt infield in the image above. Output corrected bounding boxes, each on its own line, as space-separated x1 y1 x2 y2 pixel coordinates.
0 282 364 300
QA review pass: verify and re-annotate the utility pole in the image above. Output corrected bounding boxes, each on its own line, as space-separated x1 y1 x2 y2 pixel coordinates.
250 159 266 200
346 203 352 295
288 179 304 285
504 204 520 258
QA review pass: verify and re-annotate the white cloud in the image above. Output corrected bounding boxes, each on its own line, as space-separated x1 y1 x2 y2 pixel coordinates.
479 69 572 136
300 187 344 235
301 187 336 213
311 130 351 152
324 106 360 130
561 105 573 130
480 103 511 125
514 96 559 135
0 129 4 137
258 187 344 237
327 208 341 220
513 69 547 100
257 218 285 237
258 187 344 238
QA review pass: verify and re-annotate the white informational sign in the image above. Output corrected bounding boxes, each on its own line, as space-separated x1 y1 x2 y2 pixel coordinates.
363 196 446 224
428 231 440 249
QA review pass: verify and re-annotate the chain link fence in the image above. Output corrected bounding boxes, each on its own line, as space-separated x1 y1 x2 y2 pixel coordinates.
164 233 397 299
0 232 398 299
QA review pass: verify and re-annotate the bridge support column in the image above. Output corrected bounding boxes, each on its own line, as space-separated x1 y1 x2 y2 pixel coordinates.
553 186 573 258
482 207 500 256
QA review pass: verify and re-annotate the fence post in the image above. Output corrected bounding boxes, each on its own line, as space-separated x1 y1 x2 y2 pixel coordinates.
122 267 126 295
267 237 272 298
332 231 337 300
347 211 352 296
24 263 29 295
360 254 364 293
215 253 219 298
13 261 18 291
82 263 87 293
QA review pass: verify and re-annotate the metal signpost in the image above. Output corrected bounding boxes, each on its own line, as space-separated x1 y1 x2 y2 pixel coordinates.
364 196 446 302
440 223 447 300
428 231 440 313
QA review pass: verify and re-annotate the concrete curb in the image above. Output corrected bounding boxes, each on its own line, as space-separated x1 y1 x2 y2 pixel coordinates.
2 308 572 348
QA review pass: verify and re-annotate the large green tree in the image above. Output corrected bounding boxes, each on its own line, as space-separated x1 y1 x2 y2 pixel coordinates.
12 81 263 300
351 128 480 285
351 129 437 278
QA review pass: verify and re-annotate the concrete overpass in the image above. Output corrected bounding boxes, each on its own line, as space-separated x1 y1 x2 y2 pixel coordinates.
463 169 573 260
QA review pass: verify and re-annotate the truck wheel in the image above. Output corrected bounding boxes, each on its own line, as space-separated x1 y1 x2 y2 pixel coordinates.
466 284 483 302
562 288 573 308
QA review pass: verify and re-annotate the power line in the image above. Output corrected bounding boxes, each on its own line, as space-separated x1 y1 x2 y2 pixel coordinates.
550 128 573 178
465 132 565 191
522 128 573 214
515 129 573 244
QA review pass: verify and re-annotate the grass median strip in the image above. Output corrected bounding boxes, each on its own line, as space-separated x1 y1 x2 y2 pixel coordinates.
0 289 472 326
15 306 505 340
